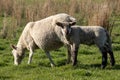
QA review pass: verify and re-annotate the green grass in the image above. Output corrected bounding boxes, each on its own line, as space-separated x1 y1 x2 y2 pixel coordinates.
0 42 120 80
0 23 120 80
0 22 120 80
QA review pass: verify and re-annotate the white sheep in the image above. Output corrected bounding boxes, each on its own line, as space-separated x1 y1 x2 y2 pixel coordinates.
11 13 76 67
66 26 115 69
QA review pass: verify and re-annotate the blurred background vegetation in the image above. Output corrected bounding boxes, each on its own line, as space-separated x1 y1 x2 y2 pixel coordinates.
0 0 120 39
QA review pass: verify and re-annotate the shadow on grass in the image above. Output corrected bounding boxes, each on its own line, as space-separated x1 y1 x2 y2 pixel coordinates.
73 62 120 70
0 76 11 80
37 59 120 70
79 50 95 55
56 59 67 67
113 41 120 44
38 62 51 67
113 45 120 51
38 59 67 67
110 64 120 70
19 65 36 69
0 62 8 67
73 63 101 69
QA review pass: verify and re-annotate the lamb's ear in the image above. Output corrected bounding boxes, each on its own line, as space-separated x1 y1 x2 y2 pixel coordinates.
69 21 76 26
11 44 17 50
56 22 64 28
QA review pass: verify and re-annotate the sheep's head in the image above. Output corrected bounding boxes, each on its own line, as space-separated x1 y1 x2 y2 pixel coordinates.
52 13 76 36
11 45 25 65
56 21 76 36
56 21 76 44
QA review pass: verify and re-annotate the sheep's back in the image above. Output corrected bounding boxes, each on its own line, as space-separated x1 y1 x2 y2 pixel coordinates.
29 17 64 51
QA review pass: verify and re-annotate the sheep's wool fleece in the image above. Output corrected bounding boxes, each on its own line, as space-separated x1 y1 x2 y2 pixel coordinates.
22 13 76 51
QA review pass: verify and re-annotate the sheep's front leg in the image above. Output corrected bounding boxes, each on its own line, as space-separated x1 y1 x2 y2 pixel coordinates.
71 44 79 66
28 47 34 64
45 51 55 67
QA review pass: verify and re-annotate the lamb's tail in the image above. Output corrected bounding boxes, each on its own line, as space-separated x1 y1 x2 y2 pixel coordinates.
104 29 112 51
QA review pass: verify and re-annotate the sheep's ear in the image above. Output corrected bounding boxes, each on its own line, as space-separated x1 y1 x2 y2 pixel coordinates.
69 22 76 26
11 44 17 50
56 22 64 28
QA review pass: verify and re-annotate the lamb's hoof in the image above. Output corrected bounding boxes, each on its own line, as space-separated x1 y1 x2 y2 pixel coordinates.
51 63 55 67
111 60 115 66
101 65 106 69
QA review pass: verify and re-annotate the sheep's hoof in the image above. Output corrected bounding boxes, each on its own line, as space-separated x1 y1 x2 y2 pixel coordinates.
66 60 71 64
14 64 19 66
14 62 19 65
72 63 77 66
72 61 77 66
51 63 55 67
27 62 31 65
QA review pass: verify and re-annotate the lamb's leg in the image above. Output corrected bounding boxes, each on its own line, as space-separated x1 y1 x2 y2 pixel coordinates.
71 44 79 66
66 45 71 64
45 51 55 67
108 50 115 66
28 47 34 64
105 43 115 66
101 51 107 69
99 47 108 69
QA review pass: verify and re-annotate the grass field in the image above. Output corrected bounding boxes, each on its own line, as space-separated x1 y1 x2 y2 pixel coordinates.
0 0 120 80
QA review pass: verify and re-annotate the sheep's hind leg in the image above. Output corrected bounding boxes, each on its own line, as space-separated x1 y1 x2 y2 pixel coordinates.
45 51 55 67
66 45 71 64
71 44 79 66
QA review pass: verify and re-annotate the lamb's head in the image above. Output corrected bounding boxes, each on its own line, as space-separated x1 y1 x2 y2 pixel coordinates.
56 21 76 37
11 45 25 65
